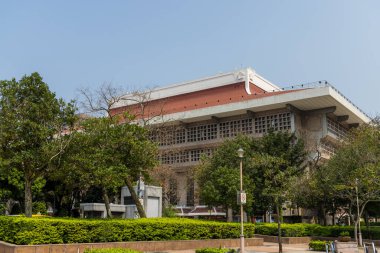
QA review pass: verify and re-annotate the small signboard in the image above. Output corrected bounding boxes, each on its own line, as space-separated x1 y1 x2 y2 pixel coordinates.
237 191 246 205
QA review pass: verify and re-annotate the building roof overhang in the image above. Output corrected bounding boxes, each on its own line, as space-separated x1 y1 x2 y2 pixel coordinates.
146 86 370 125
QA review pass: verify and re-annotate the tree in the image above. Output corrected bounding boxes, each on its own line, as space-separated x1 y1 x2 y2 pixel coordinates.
148 165 178 207
196 135 255 222
196 130 307 233
57 115 157 218
325 123 380 245
250 130 307 253
79 83 164 217
0 73 76 217
0 176 21 214
289 154 350 226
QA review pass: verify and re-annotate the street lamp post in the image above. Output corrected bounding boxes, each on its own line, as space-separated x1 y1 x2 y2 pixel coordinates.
355 178 362 246
237 148 245 253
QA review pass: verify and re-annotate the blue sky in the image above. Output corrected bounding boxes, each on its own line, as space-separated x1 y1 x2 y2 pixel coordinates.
1 1 379 116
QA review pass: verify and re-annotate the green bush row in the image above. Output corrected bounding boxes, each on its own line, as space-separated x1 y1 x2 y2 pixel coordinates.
0 216 255 245
363 222 380 226
196 248 236 253
255 223 380 239
309 240 331 251
84 249 141 253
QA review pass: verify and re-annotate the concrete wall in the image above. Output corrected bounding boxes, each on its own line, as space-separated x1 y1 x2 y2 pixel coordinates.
121 185 162 218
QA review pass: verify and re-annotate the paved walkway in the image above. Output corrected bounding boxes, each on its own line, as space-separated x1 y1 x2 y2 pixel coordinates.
164 242 322 253
164 242 374 253
245 242 320 253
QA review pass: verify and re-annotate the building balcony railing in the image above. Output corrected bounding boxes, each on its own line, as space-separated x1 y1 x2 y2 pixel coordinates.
271 80 369 120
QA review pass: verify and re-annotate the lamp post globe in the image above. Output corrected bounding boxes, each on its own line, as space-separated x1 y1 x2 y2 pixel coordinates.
237 148 244 158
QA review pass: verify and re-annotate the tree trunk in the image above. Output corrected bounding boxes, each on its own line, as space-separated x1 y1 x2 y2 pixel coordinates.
365 211 370 239
348 205 353 226
317 205 324 225
323 208 328 226
332 210 336 225
5 198 16 215
276 202 283 253
102 186 112 218
354 220 358 243
125 177 146 218
24 179 33 217
227 207 233 222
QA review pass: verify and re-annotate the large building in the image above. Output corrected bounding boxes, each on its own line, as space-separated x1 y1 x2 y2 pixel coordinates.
111 67 370 213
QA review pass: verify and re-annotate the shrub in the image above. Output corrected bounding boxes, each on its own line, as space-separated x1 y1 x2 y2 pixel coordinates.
254 223 380 240
162 205 177 217
309 240 330 251
0 203 6 215
84 249 141 253
32 202 47 215
196 248 236 253
254 223 278 235
339 231 350 236
255 223 308 237
0 216 255 245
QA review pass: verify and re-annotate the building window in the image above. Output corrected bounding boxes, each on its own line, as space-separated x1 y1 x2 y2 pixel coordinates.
152 112 291 148
175 128 186 144
159 149 213 165
190 148 214 162
255 112 291 134
241 118 253 134
219 121 231 138
219 118 253 138
187 124 217 142
190 149 201 162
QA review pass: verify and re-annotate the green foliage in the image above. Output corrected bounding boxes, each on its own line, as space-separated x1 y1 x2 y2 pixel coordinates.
51 115 158 218
250 129 307 209
0 216 255 245
196 135 255 214
196 248 236 253
162 205 177 217
290 122 380 226
197 131 307 219
255 223 309 237
309 240 330 251
84 249 141 253
339 231 350 236
254 223 380 239
32 201 47 215
368 222 380 226
326 124 380 208
0 73 76 217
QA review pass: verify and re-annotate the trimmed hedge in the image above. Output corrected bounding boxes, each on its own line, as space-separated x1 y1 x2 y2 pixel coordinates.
255 223 380 239
196 248 236 253
309 240 330 251
0 216 255 245
84 249 141 253
366 222 380 226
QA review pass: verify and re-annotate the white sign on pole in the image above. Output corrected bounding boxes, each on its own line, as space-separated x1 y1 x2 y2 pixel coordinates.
240 192 246 204
237 191 247 205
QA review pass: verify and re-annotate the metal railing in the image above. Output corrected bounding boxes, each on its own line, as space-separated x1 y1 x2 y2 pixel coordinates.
261 80 370 120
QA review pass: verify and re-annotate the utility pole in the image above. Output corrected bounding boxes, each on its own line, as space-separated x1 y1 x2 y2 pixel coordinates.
355 178 362 246
237 148 245 253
